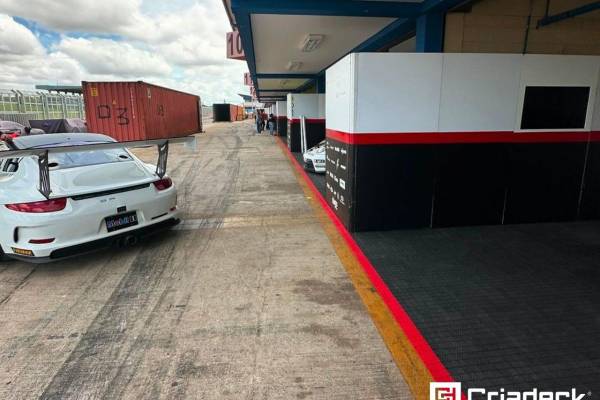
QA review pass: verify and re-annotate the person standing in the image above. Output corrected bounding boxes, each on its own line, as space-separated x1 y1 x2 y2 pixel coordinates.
268 114 276 135
255 111 262 133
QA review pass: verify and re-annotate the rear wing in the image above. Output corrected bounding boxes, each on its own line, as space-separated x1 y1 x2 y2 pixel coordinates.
0 136 196 199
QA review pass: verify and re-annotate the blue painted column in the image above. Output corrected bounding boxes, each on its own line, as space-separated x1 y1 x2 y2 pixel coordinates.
316 75 326 94
416 12 445 52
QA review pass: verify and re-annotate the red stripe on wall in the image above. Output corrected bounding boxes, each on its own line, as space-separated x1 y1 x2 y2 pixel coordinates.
327 129 600 145
289 118 326 124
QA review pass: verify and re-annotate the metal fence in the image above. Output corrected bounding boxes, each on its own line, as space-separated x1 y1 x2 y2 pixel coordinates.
0 89 85 121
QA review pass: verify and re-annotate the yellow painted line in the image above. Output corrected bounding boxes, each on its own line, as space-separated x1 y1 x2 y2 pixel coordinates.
278 138 433 399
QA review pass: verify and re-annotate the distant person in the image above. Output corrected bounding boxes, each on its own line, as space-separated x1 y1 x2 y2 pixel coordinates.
255 111 262 133
261 111 267 132
268 114 275 135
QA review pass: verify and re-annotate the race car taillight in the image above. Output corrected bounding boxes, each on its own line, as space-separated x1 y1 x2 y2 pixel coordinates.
29 238 55 244
5 198 67 213
153 177 173 191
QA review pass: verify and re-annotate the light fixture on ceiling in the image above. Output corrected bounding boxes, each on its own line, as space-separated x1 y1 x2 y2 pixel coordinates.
300 34 324 52
286 61 303 71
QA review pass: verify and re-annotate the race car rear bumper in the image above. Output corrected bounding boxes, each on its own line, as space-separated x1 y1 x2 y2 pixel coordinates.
303 158 325 173
7 218 180 263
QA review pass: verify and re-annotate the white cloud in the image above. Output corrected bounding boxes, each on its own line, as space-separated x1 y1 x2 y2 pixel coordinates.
57 37 172 77
0 0 250 104
0 0 145 35
0 15 83 88
0 14 44 57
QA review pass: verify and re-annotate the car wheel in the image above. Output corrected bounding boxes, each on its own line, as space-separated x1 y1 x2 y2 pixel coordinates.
0 246 12 262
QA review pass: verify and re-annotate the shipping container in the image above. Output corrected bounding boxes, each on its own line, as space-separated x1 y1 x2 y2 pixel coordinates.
82 81 202 142
213 103 232 122
213 103 245 122
237 106 246 121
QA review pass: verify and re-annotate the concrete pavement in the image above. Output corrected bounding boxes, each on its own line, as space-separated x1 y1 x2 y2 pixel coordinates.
0 121 412 399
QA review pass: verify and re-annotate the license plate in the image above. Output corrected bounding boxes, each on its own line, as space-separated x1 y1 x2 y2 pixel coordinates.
105 211 138 232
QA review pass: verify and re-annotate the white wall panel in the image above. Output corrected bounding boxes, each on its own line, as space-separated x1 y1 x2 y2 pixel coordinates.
287 93 320 119
318 94 326 119
275 101 287 117
518 55 600 131
325 53 600 134
439 54 521 132
593 66 600 131
326 54 355 132
355 53 443 133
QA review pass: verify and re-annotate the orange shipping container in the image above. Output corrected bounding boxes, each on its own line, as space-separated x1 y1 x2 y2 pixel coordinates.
237 106 245 121
82 81 202 142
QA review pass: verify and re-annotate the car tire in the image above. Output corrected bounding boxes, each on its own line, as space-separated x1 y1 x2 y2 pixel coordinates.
0 246 12 262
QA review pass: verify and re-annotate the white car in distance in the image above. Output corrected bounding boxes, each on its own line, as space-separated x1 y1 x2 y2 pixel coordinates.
302 139 326 174
0 133 180 263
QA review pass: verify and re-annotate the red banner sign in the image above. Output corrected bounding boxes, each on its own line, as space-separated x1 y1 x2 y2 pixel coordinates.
226 31 245 60
244 72 252 86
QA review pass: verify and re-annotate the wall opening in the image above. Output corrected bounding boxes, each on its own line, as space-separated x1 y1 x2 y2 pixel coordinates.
520 86 590 130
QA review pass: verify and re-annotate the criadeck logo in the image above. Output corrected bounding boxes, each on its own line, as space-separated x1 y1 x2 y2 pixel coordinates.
431 382 461 400
431 382 590 400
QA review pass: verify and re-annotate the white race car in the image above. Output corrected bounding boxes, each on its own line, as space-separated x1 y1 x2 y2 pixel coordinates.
302 140 326 173
0 133 180 263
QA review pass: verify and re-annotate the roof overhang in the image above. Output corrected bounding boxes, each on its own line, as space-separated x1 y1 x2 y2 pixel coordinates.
35 85 83 94
225 0 471 101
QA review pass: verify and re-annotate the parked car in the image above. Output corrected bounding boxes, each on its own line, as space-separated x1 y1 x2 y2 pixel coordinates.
29 118 87 133
0 121 45 140
302 140 326 173
0 120 26 139
0 133 180 262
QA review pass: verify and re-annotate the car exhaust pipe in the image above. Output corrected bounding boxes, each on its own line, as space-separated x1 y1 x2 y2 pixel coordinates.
124 235 138 246
116 235 138 248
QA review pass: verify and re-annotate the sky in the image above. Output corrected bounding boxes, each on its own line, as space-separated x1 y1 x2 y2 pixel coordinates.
0 0 249 105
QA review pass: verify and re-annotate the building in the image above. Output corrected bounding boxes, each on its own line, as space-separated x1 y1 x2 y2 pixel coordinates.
223 0 600 231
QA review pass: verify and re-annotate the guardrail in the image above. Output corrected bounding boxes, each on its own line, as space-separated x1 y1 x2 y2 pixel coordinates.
0 89 85 121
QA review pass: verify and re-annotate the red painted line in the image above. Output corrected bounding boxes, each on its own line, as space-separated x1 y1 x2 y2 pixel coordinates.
327 128 600 145
276 136 456 384
289 118 326 124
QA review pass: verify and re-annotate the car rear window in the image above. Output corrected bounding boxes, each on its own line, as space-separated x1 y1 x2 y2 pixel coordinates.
49 148 132 169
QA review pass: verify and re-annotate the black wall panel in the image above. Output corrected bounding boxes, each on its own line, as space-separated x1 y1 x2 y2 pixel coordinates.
328 140 598 232
504 143 586 223
433 144 508 227
276 117 287 138
287 121 300 152
326 139 354 229
576 142 600 219
354 145 435 231
288 120 325 153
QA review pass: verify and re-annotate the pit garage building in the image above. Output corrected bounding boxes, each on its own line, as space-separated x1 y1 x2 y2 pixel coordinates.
224 0 600 232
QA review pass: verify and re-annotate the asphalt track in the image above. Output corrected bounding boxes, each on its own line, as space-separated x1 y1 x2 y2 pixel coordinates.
0 121 411 400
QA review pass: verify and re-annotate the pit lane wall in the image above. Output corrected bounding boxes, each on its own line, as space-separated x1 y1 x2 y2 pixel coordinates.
326 53 600 232
275 100 287 137
286 94 326 152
